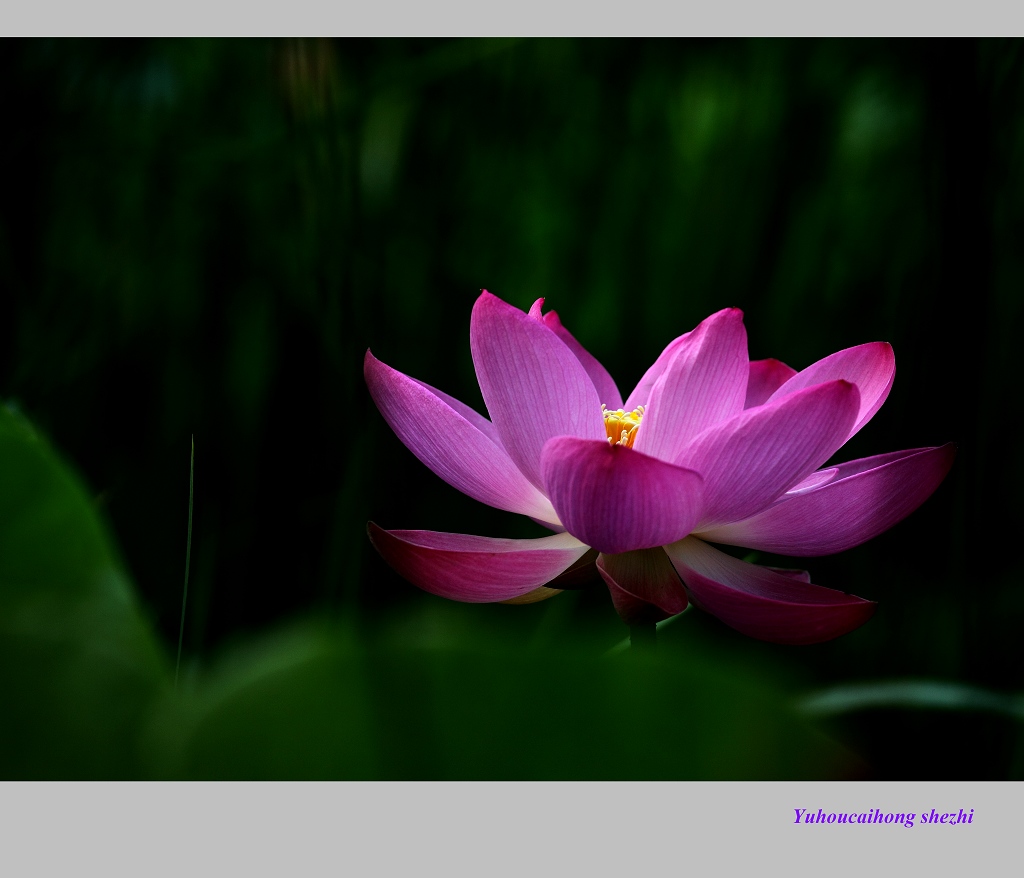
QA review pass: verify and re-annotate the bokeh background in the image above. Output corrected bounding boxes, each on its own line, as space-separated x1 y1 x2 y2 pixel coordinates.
1 37 1022 779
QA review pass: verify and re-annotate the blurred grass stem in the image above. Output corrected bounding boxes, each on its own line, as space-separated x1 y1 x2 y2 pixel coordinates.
175 436 194 687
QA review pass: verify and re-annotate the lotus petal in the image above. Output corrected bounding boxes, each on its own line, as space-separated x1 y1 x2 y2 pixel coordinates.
632 308 749 464
664 537 876 645
410 376 500 445
745 358 797 408
542 309 623 410
679 379 861 529
541 436 704 555
470 291 605 490
596 548 688 626
365 350 559 524
696 444 956 556
367 524 589 602
623 330 692 411
767 342 894 443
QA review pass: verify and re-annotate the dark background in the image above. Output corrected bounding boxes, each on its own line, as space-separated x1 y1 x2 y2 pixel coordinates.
1 38 1021 779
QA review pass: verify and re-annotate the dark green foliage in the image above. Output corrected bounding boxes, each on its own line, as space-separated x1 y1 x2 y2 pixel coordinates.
0 405 167 778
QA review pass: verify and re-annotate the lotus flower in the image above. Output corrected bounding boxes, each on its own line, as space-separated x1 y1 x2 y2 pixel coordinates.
365 291 953 644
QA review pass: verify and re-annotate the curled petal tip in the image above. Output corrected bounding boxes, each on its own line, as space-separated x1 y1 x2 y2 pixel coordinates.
363 347 383 378
713 306 745 324
475 289 498 307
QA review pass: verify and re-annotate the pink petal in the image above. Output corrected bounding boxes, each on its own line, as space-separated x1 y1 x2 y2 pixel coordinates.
811 447 937 482
623 331 692 411
541 437 704 555
745 358 797 408
631 308 749 464
367 524 589 603
365 350 559 524
766 567 812 582
784 447 936 497
596 548 688 626
679 379 861 529
410 376 500 445
470 291 605 490
785 468 839 494
696 444 956 556
664 537 876 645
767 342 894 442
542 309 623 410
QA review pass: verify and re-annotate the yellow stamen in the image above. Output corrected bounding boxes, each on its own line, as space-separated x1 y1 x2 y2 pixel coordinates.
602 403 645 448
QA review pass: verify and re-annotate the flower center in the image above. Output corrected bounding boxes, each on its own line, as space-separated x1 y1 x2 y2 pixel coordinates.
602 404 645 448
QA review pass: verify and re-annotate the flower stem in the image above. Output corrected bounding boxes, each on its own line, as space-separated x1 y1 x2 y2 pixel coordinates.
629 622 657 650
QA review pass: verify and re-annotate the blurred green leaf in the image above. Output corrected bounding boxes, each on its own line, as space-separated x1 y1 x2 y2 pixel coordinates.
141 620 864 780
0 404 863 780
798 679 1024 721
0 405 168 778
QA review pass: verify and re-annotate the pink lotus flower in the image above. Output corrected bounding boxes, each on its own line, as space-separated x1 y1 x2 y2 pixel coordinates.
365 291 954 644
